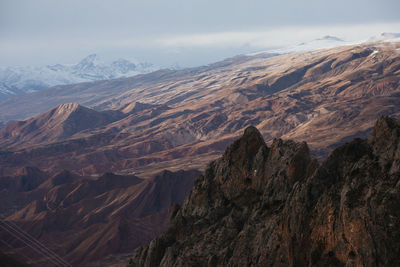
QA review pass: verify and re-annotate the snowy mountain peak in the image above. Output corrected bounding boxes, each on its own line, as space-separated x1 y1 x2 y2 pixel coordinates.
381 32 400 38
81 53 100 63
84 53 99 61
298 35 345 46
368 32 400 42
0 55 159 101
247 35 350 57
75 54 103 71
111 58 137 74
112 58 133 65
317 35 344 42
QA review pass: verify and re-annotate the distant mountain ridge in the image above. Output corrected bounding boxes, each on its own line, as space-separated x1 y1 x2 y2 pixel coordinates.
0 102 124 147
248 35 348 56
368 32 400 41
0 35 353 102
0 38 400 267
0 40 399 178
0 54 157 100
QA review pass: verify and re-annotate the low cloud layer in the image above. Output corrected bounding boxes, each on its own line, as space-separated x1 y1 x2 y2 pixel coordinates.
1 0 399 67
157 23 400 48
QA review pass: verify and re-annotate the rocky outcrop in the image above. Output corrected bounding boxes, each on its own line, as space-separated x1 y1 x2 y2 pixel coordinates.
128 116 400 266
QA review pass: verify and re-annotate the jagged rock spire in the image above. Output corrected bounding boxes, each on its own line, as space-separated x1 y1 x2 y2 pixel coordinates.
129 118 400 266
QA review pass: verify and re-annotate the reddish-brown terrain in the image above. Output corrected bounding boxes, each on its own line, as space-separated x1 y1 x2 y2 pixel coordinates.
0 168 200 266
0 41 399 177
0 40 399 265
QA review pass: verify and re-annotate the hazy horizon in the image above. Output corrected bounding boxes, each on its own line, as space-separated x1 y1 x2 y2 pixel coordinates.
1 0 399 67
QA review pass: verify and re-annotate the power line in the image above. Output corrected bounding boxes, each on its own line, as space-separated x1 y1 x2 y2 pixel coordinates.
0 220 71 267
0 221 61 266
0 220 71 266
5 220 72 267
0 221 65 266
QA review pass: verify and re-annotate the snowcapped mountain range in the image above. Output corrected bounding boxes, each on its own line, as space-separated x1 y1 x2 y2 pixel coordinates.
292 35 346 51
0 54 157 101
368 32 400 42
248 35 349 56
250 33 400 56
0 36 350 102
1 33 398 103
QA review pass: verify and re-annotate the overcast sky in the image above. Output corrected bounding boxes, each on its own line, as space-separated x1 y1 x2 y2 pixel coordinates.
1 0 399 67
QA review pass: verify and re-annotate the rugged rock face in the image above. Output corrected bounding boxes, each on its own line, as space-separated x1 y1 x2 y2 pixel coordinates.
128 116 400 266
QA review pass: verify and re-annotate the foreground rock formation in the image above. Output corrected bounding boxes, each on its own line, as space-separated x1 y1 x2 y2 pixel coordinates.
129 116 400 266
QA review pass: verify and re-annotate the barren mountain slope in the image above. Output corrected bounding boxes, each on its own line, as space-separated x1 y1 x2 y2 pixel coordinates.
0 103 124 148
0 41 399 177
0 54 273 122
0 169 201 266
1 41 399 266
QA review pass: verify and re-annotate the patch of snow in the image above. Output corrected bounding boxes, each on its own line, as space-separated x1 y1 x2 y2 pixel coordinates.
370 50 379 56
0 54 159 99
383 38 400 43
368 32 400 42
248 35 353 56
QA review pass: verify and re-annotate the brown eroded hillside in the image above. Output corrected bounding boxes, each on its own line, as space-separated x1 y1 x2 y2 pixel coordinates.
0 40 399 266
0 168 200 266
0 103 123 148
0 41 399 177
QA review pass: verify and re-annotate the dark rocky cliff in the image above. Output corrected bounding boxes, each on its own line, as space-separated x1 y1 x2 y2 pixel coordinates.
128 117 400 267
